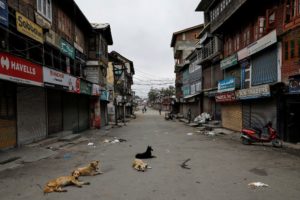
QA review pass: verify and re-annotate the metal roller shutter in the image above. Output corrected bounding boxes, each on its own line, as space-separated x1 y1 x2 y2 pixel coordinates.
78 95 89 131
17 86 47 145
252 45 278 86
47 90 63 134
63 93 79 132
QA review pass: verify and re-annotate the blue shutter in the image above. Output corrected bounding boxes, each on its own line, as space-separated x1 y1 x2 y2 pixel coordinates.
252 46 277 86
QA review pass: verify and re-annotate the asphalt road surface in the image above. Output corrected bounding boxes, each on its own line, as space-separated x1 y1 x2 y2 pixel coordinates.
0 108 300 200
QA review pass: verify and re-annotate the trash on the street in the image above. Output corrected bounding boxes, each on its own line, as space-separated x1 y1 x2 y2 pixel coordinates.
180 158 191 169
63 153 72 160
87 142 94 146
248 182 269 188
187 133 193 136
194 112 212 123
206 131 216 136
103 137 127 144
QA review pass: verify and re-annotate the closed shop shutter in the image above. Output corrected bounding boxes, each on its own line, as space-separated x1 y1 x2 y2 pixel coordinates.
242 103 251 128
47 89 63 134
78 95 89 131
0 81 16 149
203 97 210 113
221 103 242 131
242 99 277 130
17 86 47 145
100 102 107 127
63 93 79 132
252 45 277 86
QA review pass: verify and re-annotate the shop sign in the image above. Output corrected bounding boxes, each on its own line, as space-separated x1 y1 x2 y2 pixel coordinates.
237 47 249 61
45 30 60 48
215 91 236 103
34 12 51 29
289 76 300 94
248 30 277 56
68 75 80 93
84 66 99 84
80 80 92 95
60 39 75 59
236 84 270 100
0 52 43 86
16 12 43 43
218 78 235 93
100 90 110 101
43 67 69 89
220 54 238 70
0 0 8 27
92 84 100 96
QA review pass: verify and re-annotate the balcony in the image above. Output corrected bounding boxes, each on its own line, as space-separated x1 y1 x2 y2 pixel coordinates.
196 36 222 64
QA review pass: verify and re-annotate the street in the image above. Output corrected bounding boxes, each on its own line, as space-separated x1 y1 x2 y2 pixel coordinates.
0 108 300 200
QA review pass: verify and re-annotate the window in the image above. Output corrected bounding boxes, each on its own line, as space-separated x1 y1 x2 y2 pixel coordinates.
291 40 295 58
37 0 52 21
285 41 289 60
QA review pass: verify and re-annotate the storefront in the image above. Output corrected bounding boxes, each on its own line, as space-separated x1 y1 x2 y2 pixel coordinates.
216 91 242 131
0 52 45 147
236 84 276 130
0 81 16 149
100 90 110 127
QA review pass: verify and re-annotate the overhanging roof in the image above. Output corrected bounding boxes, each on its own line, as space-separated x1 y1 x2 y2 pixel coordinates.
91 23 113 45
170 24 204 47
195 0 214 11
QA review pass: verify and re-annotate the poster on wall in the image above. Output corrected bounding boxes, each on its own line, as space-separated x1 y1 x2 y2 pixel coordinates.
0 52 43 86
68 75 80 93
92 84 100 96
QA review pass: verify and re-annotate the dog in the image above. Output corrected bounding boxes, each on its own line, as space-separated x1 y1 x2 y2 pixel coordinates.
44 170 90 193
135 146 156 159
132 159 150 172
74 160 103 176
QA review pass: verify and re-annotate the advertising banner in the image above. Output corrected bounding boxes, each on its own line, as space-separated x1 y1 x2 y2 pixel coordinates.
43 67 69 89
289 76 300 94
220 54 238 70
218 78 235 93
92 84 100 96
60 39 75 59
68 75 80 93
0 52 43 86
215 91 236 103
80 80 92 95
236 84 270 100
16 12 43 43
0 0 8 27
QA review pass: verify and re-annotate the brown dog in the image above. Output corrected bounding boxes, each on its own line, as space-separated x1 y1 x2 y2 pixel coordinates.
132 159 150 172
74 160 103 176
44 170 90 193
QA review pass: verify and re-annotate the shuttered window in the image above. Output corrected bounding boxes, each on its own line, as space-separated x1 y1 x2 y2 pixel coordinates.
252 45 278 86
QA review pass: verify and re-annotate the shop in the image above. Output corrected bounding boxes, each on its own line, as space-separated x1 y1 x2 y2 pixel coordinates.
0 52 45 146
100 90 110 127
216 91 242 131
236 84 276 130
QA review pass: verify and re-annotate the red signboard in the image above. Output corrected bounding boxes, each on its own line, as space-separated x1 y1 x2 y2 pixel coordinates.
215 91 236 103
0 52 43 86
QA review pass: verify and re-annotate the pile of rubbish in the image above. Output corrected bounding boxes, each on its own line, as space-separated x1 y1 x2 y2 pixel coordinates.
194 112 212 124
103 137 127 144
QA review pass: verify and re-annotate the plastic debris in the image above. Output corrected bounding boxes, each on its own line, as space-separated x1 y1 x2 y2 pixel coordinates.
187 133 193 136
88 142 94 146
248 182 269 188
194 112 212 123
103 138 127 144
206 131 216 136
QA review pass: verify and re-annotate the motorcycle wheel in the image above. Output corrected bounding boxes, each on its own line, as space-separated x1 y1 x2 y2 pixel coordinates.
241 137 251 145
272 138 283 148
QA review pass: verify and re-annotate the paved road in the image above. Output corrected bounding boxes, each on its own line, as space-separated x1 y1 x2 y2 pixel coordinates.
0 108 300 200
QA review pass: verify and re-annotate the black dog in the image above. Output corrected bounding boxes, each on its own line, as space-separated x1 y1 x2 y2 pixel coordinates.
135 146 156 159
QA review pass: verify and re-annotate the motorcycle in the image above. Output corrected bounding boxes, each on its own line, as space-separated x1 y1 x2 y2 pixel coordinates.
240 121 282 147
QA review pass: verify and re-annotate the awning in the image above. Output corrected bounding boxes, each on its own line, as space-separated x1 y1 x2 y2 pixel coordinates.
184 93 201 99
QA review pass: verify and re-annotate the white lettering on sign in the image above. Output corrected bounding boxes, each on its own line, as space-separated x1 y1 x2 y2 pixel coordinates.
1 56 36 75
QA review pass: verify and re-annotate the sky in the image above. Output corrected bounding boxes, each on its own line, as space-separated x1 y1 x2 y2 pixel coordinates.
74 0 203 98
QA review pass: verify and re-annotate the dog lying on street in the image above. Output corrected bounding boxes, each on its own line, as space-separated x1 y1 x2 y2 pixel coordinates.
74 160 103 176
44 170 90 193
135 146 156 159
132 159 151 172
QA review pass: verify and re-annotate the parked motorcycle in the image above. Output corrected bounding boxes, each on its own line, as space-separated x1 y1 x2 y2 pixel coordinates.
240 121 282 147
